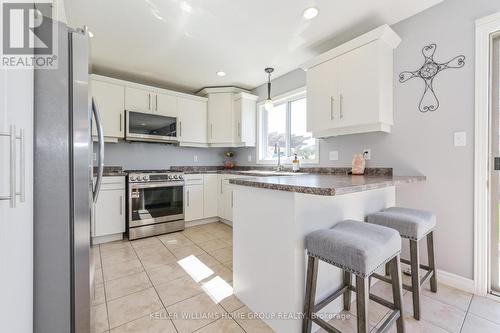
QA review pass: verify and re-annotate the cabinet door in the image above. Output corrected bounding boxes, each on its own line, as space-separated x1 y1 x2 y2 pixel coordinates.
185 184 204 221
125 87 153 113
155 92 177 117
91 80 125 138
94 190 125 237
306 57 340 133
239 97 257 146
232 98 242 143
222 183 233 221
178 97 207 144
208 93 233 143
338 41 379 127
217 175 226 219
203 174 218 218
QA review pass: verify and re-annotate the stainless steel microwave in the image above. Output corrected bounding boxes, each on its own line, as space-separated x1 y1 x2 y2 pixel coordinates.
125 110 178 143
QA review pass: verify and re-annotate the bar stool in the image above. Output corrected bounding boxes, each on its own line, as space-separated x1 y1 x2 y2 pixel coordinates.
367 207 437 320
303 220 405 333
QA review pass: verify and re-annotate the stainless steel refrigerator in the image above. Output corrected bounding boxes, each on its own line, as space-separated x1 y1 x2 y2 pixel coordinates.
33 21 105 333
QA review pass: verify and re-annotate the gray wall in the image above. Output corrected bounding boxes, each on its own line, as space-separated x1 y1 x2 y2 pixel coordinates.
235 0 500 280
98 142 227 170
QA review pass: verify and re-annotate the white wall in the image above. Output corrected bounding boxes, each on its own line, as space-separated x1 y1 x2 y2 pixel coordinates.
235 0 500 280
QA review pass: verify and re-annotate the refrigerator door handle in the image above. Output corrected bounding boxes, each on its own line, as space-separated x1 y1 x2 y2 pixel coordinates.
92 97 104 203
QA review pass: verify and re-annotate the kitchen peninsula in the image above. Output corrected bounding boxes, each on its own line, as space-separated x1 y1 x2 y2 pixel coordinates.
229 172 425 333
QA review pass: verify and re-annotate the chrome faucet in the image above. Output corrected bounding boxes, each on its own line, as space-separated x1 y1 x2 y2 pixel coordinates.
274 143 283 171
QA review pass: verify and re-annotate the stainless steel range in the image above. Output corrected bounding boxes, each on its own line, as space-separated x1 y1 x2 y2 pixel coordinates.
127 170 185 240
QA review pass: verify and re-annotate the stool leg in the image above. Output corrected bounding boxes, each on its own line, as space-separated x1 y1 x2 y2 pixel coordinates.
390 255 405 333
410 240 421 320
427 232 437 293
303 256 318 333
343 271 352 311
355 276 369 333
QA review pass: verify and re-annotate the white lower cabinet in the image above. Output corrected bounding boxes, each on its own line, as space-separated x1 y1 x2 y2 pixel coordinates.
203 174 219 218
93 177 125 241
185 184 204 222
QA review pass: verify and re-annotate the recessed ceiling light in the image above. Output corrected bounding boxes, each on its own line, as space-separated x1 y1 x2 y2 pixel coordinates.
303 7 319 20
180 1 192 13
216 71 226 77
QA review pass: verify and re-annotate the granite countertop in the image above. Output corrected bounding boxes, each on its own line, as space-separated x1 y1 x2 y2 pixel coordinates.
94 166 127 177
229 174 425 196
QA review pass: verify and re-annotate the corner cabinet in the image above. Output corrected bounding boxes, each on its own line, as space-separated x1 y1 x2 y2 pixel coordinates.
199 87 258 147
301 24 401 138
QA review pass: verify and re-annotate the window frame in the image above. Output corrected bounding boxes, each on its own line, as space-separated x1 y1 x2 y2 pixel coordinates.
256 87 319 165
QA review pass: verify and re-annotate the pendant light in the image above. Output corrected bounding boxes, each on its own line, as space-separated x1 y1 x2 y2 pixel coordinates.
264 67 274 111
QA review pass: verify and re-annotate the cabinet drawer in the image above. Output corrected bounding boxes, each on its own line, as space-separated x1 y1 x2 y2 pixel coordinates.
184 174 204 185
99 176 125 190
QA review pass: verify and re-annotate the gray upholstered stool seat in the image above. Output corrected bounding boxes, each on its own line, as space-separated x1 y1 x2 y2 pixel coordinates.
306 220 401 277
303 220 405 333
366 207 438 321
367 207 436 240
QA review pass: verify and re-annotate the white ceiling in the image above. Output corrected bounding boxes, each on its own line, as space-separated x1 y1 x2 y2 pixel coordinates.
64 0 443 93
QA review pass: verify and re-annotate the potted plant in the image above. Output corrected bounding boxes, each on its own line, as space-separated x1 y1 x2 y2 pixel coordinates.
224 151 235 169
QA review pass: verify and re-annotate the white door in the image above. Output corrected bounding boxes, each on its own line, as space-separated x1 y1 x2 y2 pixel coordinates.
178 97 207 144
208 93 233 143
203 174 218 218
306 57 340 133
91 80 125 138
0 66 34 332
93 189 125 237
154 92 177 117
125 87 153 113
185 184 204 221
338 41 379 127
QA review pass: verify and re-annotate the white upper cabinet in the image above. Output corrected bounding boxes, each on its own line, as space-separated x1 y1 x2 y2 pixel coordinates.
125 86 153 113
200 87 258 147
233 93 258 146
91 79 125 139
178 97 208 146
301 24 401 138
155 92 178 117
207 92 234 144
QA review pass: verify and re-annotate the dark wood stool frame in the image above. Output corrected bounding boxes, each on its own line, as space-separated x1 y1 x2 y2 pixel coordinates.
373 231 437 320
303 254 405 333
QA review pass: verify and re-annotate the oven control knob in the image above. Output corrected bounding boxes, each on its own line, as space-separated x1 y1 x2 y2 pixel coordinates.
173 175 178 179
168 175 174 180
178 175 183 180
143 175 149 181
138 175 144 181
130 175 136 181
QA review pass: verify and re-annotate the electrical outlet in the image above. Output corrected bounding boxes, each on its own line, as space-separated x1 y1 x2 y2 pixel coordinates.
329 151 339 161
248 155 252 162
194 155 198 162
363 149 371 160
454 132 466 147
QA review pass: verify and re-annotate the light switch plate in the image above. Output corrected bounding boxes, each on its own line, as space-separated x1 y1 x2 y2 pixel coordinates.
194 155 198 162
454 132 466 147
363 149 371 160
329 151 339 161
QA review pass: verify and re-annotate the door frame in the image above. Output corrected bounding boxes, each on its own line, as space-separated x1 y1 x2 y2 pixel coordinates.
474 12 500 296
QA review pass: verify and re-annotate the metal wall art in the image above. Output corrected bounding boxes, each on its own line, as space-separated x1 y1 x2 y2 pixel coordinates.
399 44 465 112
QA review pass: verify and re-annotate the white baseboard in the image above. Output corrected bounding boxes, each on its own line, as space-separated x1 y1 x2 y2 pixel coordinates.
185 217 220 228
437 269 475 293
92 233 123 245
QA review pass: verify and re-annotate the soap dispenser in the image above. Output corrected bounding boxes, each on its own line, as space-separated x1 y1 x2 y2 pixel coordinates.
292 154 300 172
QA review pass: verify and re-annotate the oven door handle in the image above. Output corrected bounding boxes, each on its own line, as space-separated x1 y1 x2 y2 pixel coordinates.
129 181 185 189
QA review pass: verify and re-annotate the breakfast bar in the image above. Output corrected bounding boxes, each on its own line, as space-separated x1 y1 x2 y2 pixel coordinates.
229 173 425 333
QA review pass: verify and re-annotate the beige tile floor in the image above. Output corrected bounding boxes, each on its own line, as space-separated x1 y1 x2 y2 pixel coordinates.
91 222 500 333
